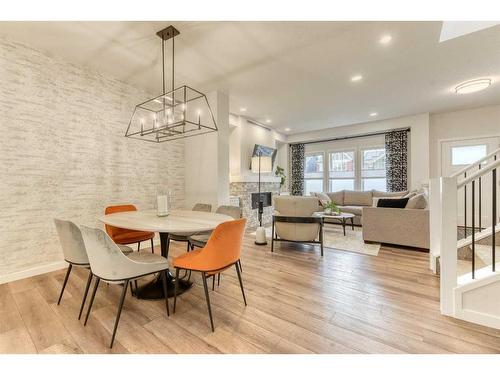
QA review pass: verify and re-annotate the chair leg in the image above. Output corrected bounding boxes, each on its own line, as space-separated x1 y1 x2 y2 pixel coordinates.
235 262 247 306
238 259 243 273
201 273 215 332
320 223 324 257
78 271 93 320
212 274 215 291
110 280 129 348
84 277 100 326
173 268 180 313
137 242 141 252
217 273 220 286
271 220 275 252
57 264 72 305
151 238 154 254
186 241 190 252
161 270 170 317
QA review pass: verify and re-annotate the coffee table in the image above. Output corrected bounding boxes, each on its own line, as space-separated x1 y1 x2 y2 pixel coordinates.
315 212 355 236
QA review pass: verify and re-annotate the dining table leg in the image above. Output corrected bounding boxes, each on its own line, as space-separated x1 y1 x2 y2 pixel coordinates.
134 232 193 300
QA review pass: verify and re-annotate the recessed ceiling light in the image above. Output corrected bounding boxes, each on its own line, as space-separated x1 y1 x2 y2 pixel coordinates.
240 107 247 112
379 35 392 45
351 75 363 82
284 127 291 132
369 112 378 117
265 119 272 124
455 78 492 94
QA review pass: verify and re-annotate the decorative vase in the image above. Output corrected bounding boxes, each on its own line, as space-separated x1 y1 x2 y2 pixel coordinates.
156 189 171 217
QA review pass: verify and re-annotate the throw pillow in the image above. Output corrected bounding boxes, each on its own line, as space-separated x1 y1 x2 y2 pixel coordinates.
315 192 331 207
372 196 403 207
377 197 410 208
405 193 427 209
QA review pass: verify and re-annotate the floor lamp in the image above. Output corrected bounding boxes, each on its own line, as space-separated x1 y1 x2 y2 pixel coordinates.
251 154 272 245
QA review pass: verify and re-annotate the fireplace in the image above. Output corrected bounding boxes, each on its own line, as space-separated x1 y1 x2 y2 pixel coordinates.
251 192 272 209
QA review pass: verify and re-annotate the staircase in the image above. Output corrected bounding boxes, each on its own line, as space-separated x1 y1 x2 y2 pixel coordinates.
430 147 500 329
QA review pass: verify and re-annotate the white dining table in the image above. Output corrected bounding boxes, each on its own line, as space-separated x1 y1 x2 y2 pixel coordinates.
99 209 233 300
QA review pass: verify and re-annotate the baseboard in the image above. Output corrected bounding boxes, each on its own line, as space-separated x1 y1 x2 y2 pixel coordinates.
0 260 67 285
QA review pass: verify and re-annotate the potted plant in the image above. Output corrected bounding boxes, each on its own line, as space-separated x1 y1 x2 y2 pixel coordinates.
275 166 286 193
323 201 341 215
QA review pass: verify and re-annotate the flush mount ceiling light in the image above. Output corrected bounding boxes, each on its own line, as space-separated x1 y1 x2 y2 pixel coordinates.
369 112 378 117
351 75 363 82
125 25 217 143
379 34 392 45
284 127 291 131
265 119 272 124
240 107 247 112
455 78 492 94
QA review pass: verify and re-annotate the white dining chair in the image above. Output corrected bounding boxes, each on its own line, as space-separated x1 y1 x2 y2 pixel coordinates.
79 225 170 348
54 219 133 320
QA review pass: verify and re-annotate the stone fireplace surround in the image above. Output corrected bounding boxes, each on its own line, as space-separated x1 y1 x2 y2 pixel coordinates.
230 181 281 228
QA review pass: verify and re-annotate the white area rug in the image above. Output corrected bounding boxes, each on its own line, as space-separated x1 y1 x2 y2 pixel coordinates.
323 225 380 256
249 225 380 256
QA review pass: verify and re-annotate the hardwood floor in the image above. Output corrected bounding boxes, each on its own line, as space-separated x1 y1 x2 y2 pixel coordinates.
2 235 500 354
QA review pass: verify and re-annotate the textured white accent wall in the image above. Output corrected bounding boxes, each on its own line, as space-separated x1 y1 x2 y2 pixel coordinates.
0 37 185 278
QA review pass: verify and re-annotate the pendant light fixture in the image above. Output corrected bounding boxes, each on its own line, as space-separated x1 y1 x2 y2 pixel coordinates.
125 25 217 142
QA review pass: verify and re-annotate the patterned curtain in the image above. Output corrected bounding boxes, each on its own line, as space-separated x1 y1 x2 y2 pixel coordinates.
385 130 408 192
290 143 305 196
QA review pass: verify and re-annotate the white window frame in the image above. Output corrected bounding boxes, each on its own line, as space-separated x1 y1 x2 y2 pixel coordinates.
304 151 325 195
360 147 387 192
327 149 357 192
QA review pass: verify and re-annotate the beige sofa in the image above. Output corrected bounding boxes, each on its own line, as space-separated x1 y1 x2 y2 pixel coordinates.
316 190 407 225
312 189 430 249
362 206 429 249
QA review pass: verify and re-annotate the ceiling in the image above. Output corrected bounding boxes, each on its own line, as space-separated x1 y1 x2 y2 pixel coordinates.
0 21 499 134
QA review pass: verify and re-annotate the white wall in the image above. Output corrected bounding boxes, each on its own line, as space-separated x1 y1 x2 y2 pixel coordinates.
429 104 500 178
288 113 431 190
184 91 230 209
229 115 287 183
0 37 185 281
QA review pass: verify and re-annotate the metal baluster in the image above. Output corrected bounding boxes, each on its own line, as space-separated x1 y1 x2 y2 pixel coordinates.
479 164 482 231
472 180 475 279
493 157 497 272
464 172 467 238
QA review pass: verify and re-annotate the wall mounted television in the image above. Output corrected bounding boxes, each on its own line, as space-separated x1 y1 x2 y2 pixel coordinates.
251 144 277 166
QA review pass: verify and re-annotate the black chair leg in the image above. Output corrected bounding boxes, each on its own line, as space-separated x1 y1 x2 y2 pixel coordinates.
78 271 93 320
238 259 243 273
57 264 72 305
173 268 180 313
151 238 154 254
217 273 220 286
84 277 100 326
137 242 141 252
161 270 170 317
110 280 129 348
212 275 215 291
235 262 247 306
201 273 215 332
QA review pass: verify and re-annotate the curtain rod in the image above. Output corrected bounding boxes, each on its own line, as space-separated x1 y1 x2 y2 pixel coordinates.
289 127 411 146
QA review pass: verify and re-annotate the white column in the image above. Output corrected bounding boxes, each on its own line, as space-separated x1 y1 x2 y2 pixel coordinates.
429 177 442 273
440 176 458 316
184 91 230 209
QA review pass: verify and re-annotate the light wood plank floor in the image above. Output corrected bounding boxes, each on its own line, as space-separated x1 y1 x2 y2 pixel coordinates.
2 236 500 354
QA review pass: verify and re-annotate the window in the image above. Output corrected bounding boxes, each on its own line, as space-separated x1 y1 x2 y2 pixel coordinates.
451 144 487 166
361 148 387 191
328 151 355 192
304 153 324 195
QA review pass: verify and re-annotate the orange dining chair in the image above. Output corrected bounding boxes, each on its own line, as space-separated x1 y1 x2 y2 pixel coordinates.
172 218 247 332
104 204 155 254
